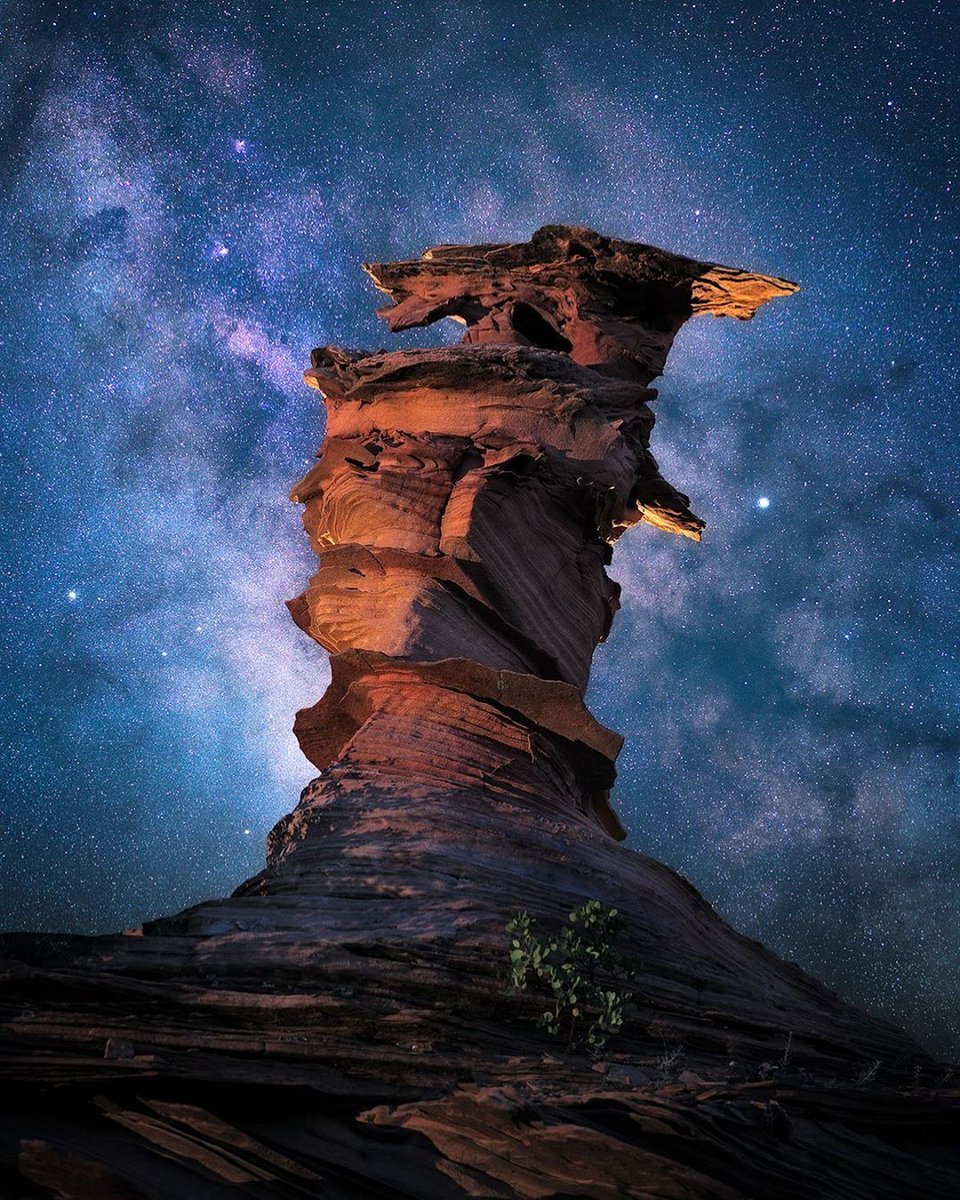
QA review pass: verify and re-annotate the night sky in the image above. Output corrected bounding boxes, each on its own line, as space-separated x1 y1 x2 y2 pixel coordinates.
1 0 957 1058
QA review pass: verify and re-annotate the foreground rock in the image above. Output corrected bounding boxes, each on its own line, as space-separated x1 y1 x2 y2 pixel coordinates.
1 227 957 1198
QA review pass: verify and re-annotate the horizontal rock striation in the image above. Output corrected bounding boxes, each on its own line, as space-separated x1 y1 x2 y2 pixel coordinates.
2 227 957 1199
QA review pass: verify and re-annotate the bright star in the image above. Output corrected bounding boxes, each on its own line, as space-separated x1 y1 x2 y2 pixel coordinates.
211 241 229 259
66 589 78 601
234 138 248 154
757 496 770 509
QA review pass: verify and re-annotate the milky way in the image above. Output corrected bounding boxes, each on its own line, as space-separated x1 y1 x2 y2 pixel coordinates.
0 0 957 1057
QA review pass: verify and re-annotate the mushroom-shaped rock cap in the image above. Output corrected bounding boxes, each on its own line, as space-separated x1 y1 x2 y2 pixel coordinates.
365 224 798 382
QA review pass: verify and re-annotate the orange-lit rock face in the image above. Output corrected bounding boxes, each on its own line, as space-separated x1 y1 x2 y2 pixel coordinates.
286 226 797 847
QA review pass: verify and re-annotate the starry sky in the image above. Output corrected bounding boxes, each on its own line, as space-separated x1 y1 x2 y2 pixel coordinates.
1 0 957 1057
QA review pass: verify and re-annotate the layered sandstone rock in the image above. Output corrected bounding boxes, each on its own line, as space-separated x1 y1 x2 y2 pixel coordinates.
277 225 797 856
1 227 957 1199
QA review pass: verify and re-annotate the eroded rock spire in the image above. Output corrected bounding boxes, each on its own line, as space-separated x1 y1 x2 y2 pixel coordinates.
6 231 956 1200
277 225 797 854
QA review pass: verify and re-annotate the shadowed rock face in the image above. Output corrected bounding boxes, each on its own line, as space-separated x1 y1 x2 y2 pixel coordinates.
2 228 958 1200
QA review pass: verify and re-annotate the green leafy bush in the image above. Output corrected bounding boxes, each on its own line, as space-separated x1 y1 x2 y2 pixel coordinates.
506 899 638 1052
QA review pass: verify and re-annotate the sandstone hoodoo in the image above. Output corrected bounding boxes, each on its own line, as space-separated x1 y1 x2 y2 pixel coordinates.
276 224 797 857
1 228 957 1199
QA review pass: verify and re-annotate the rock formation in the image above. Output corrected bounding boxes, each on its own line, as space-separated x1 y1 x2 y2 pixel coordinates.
276 224 795 858
1 227 957 1199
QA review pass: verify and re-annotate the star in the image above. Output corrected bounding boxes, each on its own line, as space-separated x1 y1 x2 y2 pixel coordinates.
66 589 78 602
757 496 771 509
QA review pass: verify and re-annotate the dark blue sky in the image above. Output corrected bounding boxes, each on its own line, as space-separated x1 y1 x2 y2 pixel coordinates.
1 0 957 1056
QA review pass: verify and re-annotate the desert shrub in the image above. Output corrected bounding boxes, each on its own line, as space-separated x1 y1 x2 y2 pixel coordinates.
506 899 638 1052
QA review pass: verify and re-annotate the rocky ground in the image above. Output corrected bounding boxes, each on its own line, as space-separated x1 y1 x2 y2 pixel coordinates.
2 787 958 1198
